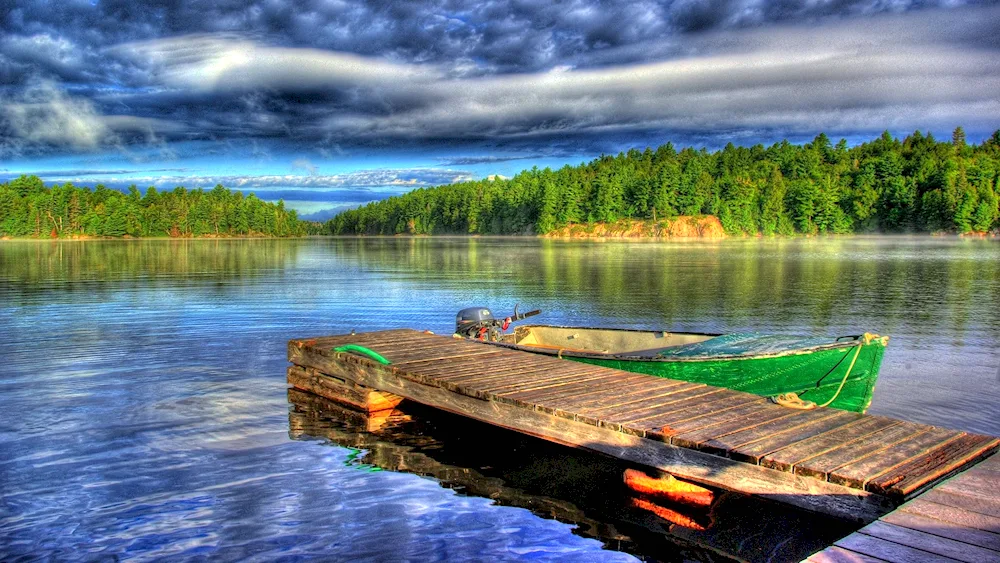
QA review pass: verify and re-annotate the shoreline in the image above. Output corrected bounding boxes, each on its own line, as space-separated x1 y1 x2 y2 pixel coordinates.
2 232 997 242
0 235 325 242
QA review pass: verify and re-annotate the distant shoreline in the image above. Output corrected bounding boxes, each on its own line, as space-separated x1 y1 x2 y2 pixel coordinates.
0 235 324 242
2 232 996 242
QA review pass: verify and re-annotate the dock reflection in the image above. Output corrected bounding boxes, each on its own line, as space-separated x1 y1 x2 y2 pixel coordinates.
287 388 856 563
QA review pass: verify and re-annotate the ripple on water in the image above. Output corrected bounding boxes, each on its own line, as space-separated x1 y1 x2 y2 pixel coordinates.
2 237 998 561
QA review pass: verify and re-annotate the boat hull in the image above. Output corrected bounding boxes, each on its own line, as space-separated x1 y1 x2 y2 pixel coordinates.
488 328 888 413
566 341 885 413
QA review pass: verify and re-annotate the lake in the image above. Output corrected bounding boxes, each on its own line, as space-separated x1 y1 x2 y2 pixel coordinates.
1 236 998 562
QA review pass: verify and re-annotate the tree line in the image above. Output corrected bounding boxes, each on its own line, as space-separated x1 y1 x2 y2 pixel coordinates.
0 176 318 238
328 128 1000 236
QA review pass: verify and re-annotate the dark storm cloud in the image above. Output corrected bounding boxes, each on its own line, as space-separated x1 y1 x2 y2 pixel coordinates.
2 1 1000 158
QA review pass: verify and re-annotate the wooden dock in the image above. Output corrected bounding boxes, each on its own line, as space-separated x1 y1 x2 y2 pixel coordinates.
287 329 998 527
806 453 1000 562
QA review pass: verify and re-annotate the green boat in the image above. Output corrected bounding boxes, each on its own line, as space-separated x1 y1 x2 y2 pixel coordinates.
455 308 888 413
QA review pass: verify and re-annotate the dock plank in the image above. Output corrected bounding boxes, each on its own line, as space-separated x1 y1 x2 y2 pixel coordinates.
930 483 1000 516
795 422 929 480
636 394 768 440
828 429 964 491
871 435 1000 497
560 380 703 414
806 546 890 562
899 498 1000 534
857 520 998 563
760 416 902 473
834 532 961 563
881 509 1000 552
698 409 837 456
506 372 668 404
670 405 804 450
587 385 720 424
730 411 862 464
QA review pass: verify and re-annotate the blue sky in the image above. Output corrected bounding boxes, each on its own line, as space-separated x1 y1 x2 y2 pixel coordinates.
3 1 1000 220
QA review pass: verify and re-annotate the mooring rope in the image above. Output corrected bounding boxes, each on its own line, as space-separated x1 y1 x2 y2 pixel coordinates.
772 340 865 410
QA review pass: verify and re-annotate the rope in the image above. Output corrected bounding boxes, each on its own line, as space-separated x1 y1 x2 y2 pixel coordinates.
771 340 864 410
815 342 863 408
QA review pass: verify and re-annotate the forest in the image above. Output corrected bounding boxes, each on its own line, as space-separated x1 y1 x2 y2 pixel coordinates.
0 176 316 238
328 129 1000 236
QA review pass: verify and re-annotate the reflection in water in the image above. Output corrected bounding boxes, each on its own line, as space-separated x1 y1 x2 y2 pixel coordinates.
288 388 855 563
1 237 998 561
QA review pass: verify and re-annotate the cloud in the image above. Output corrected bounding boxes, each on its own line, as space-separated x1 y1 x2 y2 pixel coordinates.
119 34 438 92
290 158 318 175
2 2 1000 158
6 168 188 178
0 81 115 152
19 168 474 191
436 155 540 166
106 7 1000 149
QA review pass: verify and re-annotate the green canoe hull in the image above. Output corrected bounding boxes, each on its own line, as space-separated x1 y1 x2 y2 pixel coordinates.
565 339 886 413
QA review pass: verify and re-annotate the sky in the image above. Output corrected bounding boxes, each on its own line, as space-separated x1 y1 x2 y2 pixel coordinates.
2 1 1000 220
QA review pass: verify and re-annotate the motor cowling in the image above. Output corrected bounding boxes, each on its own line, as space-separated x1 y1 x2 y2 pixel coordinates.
455 307 496 339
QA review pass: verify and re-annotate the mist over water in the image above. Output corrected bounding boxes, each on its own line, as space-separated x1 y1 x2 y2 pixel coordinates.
1 237 998 561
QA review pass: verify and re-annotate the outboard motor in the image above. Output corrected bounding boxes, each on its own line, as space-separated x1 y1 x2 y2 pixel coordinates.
455 307 498 340
455 305 542 341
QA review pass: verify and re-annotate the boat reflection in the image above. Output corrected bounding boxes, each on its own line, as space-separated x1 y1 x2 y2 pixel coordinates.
287 388 856 562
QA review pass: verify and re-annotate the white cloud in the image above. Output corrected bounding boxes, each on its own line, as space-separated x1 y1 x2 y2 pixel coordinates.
290 158 318 175
0 80 186 155
1 81 114 151
115 7 1000 142
39 168 474 190
118 34 438 92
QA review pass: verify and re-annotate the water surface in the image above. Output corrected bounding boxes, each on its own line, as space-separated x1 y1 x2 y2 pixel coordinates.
2 237 998 561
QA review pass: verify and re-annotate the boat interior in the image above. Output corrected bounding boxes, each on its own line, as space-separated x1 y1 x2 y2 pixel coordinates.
506 325 717 357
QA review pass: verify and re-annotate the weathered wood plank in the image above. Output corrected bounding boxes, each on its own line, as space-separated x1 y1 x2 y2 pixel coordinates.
871 435 1000 497
429 356 562 382
483 367 612 395
588 386 721 424
919 488 1000 519
545 377 693 411
899 498 1000 534
730 411 861 464
287 364 403 413
604 388 746 427
637 394 768 441
505 372 661 404
390 347 513 366
577 382 710 419
834 532 962 563
670 403 803 450
698 409 837 456
858 520 999 563
881 508 1000 552
828 429 963 490
297 330 431 351
760 416 902 473
288 343 894 522
440 355 591 383
660 398 783 439
794 422 929 480
806 546 891 562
